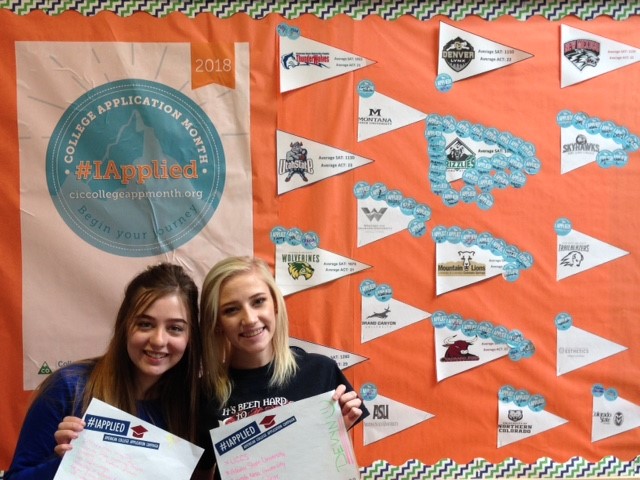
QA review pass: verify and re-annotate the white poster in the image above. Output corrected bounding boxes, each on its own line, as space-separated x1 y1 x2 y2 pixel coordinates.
17 41 253 389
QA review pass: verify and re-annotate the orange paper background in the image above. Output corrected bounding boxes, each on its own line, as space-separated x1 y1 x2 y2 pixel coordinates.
1 10 639 472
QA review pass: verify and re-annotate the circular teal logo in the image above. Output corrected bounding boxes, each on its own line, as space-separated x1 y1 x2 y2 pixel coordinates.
47 79 225 257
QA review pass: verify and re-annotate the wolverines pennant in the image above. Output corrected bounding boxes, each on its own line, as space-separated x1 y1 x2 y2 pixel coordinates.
561 25 640 88
275 243 370 296
280 35 374 93
277 131 373 194
438 22 533 83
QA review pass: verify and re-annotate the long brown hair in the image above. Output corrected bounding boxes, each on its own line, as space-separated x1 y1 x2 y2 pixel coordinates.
35 263 202 442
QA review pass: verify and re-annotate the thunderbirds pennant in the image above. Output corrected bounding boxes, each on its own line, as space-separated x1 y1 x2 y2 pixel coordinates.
279 28 374 93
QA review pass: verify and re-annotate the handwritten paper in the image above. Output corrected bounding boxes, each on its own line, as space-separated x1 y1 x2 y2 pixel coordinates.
54 398 203 480
210 391 360 480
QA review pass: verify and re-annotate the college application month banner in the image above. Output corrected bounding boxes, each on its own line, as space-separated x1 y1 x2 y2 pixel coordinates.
17 41 253 389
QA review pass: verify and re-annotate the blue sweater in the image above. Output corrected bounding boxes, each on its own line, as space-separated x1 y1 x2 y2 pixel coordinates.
5 362 165 480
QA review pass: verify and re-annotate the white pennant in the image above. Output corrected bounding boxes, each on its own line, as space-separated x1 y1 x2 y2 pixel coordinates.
592 395 640 442
280 35 374 92
498 403 568 447
434 327 509 381
435 243 506 295
361 296 430 343
288 337 368 370
357 199 410 247
275 243 370 296
557 325 627 376
557 229 628 281
560 126 620 174
358 91 426 142
363 394 434 446
277 131 373 194
438 22 533 82
561 24 640 88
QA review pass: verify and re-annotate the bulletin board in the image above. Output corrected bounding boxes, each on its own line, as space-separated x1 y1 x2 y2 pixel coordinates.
1 1 639 478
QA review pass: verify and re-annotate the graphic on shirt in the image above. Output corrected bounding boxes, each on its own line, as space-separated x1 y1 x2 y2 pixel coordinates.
556 222 629 281
363 393 434 446
220 397 291 425
498 388 568 447
279 25 374 93
272 227 371 296
355 181 431 246
561 25 640 88
556 313 627 376
438 22 533 83
277 130 373 194
592 388 640 442
357 84 427 142
557 110 639 174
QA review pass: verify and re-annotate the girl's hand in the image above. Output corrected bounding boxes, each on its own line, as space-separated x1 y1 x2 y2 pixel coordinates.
53 416 85 457
333 384 363 430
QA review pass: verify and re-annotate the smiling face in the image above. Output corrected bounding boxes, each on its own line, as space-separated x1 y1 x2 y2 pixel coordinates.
217 271 277 369
126 293 190 397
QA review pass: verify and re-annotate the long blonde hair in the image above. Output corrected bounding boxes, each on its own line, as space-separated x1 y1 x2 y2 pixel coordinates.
200 256 298 407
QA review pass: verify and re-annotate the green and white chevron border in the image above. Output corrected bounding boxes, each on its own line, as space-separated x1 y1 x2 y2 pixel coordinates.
0 0 639 20
359 456 640 479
